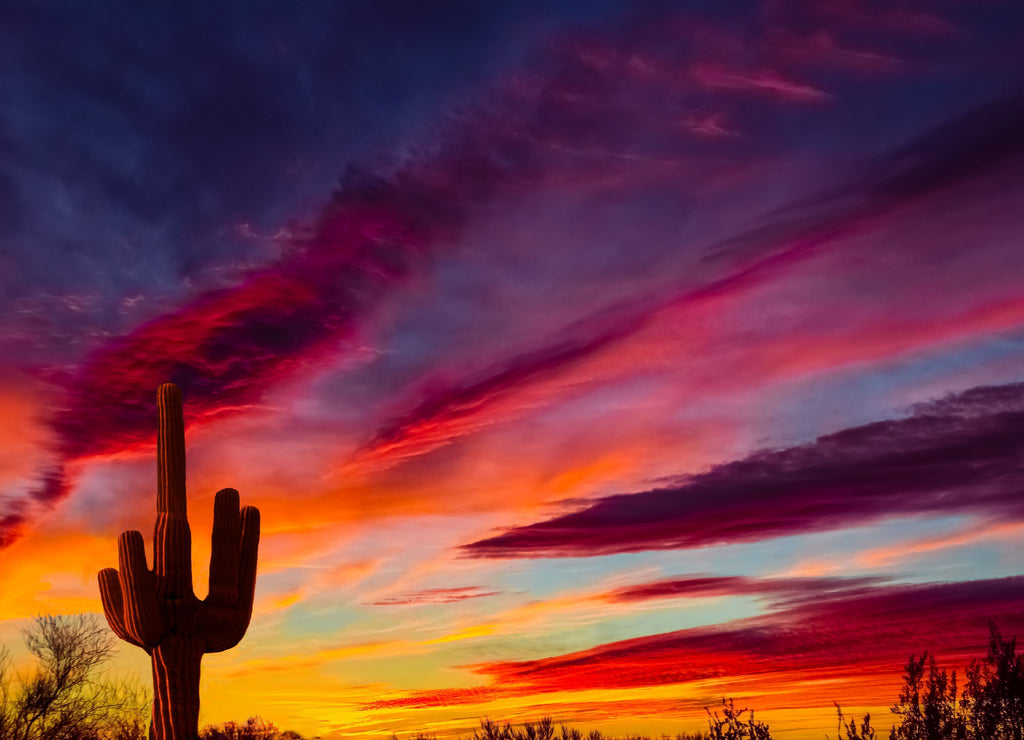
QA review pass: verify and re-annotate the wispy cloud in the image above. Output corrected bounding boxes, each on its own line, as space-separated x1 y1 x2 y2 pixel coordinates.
368 575 1024 709
351 86 1024 472
463 379 1024 558
691 64 832 102
8 5 1021 549
368 586 502 607
599 574 890 606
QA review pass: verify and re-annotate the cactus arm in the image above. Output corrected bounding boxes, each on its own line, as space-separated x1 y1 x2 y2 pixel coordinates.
98 567 145 648
207 488 242 603
229 505 261 642
201 504 259 653
238 506 260 605
117 530 165 646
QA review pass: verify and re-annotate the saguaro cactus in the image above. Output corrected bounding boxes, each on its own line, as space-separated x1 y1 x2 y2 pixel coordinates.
98 384 260 740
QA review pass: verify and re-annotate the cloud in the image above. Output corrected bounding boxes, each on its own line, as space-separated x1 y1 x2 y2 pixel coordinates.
4 6 713 542
356 85 1024 470
769 29 903 73
462 379 1024 558
599 574 890 606
368 586 502 607
367 575 1024 709
6 8 1024 550
691 64 832 102
7 2 797 541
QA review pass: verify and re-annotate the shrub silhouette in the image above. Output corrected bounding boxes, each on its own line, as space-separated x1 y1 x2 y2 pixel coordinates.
0 614 150 740
834 702 878 740
704 699 771 740
97 384 261 740
467 719 710 740
472 718 556 740
199 716 307 739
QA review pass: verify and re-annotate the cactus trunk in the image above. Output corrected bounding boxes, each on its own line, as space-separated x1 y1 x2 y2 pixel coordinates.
98 384 260 740
152 637 204 739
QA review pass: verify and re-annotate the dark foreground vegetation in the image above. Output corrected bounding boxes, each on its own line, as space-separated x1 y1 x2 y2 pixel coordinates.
1 616 1021 739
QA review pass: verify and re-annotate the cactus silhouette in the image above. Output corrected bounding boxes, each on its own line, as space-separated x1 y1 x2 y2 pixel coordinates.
98 384 260 740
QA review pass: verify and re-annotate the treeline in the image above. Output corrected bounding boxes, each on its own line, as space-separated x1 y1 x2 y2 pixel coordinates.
1 616 1021 739
840 621 1024 740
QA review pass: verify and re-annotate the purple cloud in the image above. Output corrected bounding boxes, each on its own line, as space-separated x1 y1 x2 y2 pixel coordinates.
462 379 1024 558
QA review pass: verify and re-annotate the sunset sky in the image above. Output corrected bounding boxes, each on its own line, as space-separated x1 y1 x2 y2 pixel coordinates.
2 2 1024 738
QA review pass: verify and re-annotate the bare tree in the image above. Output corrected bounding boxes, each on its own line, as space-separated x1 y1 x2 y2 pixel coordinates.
0 613 149 740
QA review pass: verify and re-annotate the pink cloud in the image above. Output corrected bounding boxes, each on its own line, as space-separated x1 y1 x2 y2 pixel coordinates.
367 586 502 607
691 64 832 102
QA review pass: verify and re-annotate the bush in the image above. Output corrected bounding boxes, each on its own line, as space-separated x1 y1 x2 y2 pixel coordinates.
704 699 771 740
199 716 308 739
834 702 878 740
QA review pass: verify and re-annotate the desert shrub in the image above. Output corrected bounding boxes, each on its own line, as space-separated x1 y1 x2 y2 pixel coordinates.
520 718 556 740
834 702 878 740
199 715 307 739
471 719 708 740
704 699 771 740
474 718 515 740
470 718 559 740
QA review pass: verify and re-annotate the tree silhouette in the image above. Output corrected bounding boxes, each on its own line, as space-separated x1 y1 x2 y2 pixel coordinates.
888 652 964 740
0 614 149 740
961 622 1024 740
883 621 1024 740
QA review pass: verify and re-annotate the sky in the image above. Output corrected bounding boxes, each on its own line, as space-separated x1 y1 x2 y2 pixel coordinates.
2 1 1024 738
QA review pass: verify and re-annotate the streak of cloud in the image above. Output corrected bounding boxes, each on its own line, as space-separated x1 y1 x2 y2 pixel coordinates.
599 574 890 606
368 586 502 607
4 4 736 542
463 379 1024 558
356 87 1024 469
367 575 1024 709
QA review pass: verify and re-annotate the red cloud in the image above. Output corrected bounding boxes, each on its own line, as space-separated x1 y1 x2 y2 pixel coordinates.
367 576 1024 711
